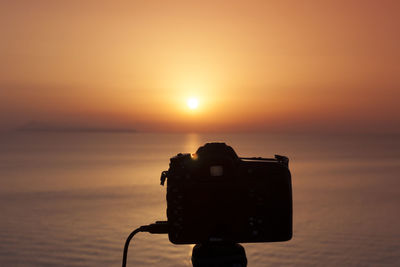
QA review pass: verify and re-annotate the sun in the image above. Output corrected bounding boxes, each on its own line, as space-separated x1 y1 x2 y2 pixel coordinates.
187 97 199 110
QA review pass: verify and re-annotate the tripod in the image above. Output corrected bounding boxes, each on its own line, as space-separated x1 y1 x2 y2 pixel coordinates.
191 243 247 267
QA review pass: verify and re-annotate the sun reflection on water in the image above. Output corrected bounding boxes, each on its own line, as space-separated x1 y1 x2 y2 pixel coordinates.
184 133 201 153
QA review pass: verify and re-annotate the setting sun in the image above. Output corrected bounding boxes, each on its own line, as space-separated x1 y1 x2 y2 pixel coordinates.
187 98 199 110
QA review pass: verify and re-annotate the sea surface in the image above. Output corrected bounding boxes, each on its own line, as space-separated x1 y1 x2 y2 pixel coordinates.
0 132 399 266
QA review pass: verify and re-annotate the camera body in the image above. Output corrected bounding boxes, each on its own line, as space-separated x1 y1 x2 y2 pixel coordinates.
161 143 292 245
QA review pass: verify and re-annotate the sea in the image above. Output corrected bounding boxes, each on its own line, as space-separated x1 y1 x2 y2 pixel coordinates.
0 132 399 266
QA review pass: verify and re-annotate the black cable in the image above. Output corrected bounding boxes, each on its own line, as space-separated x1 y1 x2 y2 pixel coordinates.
122 221 169 267
122 226 144 267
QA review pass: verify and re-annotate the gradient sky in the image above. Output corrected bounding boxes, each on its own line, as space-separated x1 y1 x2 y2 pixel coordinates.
1 0 399 133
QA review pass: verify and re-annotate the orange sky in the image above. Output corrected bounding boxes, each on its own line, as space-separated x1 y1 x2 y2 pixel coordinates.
1 0 399 133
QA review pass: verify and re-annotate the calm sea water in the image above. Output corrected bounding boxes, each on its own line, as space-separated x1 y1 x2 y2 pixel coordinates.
0 132 399 266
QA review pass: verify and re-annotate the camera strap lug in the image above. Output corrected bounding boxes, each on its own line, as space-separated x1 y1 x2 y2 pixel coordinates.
160 171 168 186
275 155 289 167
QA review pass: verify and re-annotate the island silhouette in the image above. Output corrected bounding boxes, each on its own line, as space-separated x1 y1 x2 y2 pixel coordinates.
16 121 137 133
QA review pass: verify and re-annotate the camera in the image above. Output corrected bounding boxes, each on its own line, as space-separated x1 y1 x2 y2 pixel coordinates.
160 142 292 245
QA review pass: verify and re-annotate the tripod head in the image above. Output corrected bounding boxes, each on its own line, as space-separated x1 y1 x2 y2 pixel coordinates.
192 243 247 267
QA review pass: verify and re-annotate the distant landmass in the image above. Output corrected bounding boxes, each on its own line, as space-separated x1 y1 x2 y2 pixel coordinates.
16 122 137 133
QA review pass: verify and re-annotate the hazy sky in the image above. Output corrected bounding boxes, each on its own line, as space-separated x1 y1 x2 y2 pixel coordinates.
1 0 399 133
